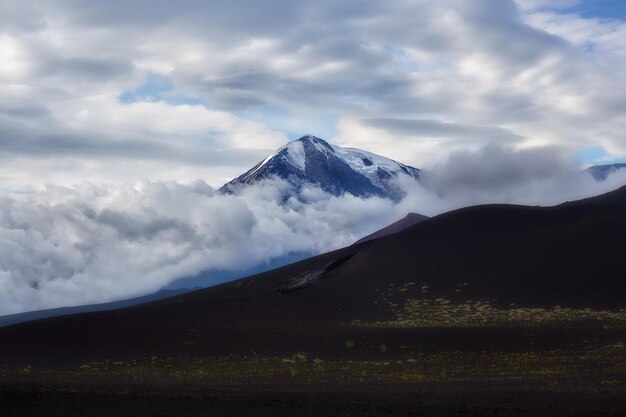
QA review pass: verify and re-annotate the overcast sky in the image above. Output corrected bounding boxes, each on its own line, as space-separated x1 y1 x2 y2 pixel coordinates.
1 0 626 191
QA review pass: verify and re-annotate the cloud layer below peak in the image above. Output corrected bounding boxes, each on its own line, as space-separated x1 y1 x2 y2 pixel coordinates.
2 143 626 316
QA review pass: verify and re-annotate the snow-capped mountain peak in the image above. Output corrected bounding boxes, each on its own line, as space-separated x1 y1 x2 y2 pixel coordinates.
222 135 421 201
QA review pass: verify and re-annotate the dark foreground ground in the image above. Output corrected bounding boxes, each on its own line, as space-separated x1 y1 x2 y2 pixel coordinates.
1 349 625 417
2 382 626 417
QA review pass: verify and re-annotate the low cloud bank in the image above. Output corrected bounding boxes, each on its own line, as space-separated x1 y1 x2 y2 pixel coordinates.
1 144 625 316
421 145 626 209
0 179 405 315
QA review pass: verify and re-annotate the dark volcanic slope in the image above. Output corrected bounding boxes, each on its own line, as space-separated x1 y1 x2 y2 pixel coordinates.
354 212 428 244
1 186 626 364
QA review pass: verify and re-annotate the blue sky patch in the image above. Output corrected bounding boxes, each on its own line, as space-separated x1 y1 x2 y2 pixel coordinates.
566 0 626 20
575 146 607 165
574 146 626 167
118 72 211 107
118 72 174 104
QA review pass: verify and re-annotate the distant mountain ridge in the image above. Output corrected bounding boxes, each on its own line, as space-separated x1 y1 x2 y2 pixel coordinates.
586 163 626 181
221 135 421 201
354 212 428 244
0 288 191 328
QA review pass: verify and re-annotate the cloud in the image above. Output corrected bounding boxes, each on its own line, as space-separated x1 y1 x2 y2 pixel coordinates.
521 5 626 75
429 145 570 192
2 145 625 316
364 118 524 144
1 0 626 190
421 143 626 208
0 180 405 315
0 96 287 189
2 1 626 316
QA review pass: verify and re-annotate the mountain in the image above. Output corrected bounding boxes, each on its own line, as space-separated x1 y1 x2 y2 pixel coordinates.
354 212 428 244
2 185 625 370
0 211 425 328
221 135 421 201
586 163 626 181
0 254 313 329
0 288 190 329
164 251 312 289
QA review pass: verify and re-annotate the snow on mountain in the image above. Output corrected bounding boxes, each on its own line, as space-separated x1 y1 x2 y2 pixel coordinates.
221 135 421 201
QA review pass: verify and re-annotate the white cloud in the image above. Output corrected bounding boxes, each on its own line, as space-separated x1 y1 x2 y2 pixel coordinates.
522 9 626 76
1 147 624 316
0 180 405 315
2 0 626 316
1 0 626 190
0 34 33 81
56 97 286 150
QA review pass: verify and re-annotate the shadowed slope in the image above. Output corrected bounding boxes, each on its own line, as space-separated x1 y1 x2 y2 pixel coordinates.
0 289 191 329
354 212 428 244
1 186 626 366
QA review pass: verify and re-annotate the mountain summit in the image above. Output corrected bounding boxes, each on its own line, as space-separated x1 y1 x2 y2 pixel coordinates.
222 135 421 201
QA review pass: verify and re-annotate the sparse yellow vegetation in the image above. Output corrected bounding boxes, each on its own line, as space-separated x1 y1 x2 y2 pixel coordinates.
350 297 626 329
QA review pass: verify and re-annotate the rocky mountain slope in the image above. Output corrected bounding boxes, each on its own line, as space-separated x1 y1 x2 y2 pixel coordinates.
221 135 421 201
